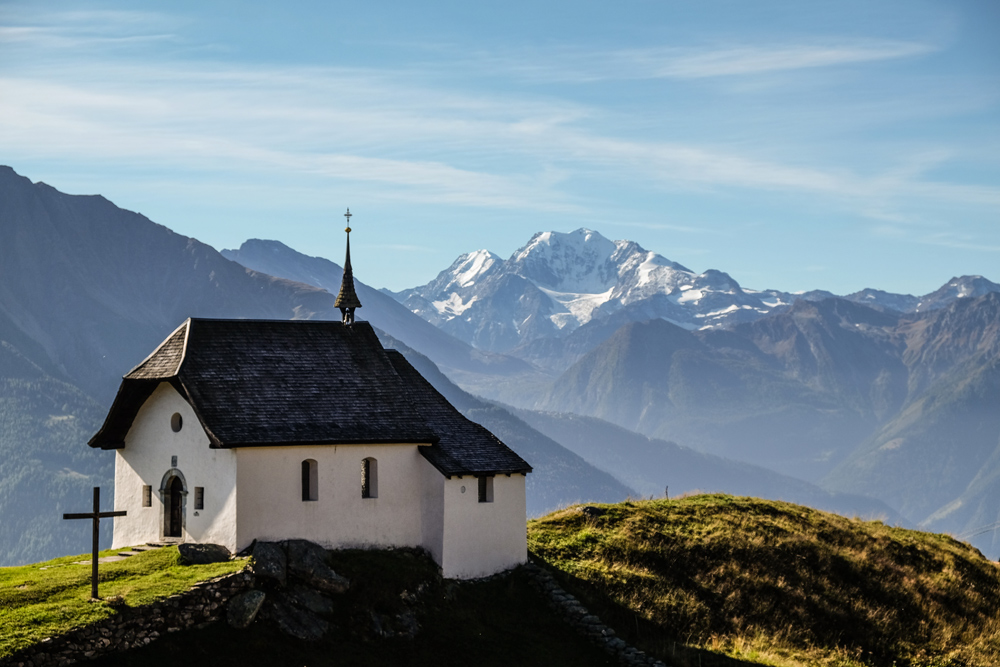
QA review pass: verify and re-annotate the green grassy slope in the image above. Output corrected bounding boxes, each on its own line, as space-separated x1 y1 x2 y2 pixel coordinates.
529 494 1000 667
0 546 245 658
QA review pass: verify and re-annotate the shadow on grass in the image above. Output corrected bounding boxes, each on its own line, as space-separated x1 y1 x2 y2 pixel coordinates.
530 552 762 667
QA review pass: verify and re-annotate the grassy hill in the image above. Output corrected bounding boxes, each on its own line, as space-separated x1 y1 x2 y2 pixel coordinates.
529 494 1000 666
6 497 999 666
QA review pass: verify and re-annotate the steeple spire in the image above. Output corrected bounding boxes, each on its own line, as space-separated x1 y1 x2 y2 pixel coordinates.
334 208 362 325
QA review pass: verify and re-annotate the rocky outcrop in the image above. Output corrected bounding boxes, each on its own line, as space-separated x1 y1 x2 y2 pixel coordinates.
240 540 350 641
227 590 266 629
284 539 349 595
250 541 287 586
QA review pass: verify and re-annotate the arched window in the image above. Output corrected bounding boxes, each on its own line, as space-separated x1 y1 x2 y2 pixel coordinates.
301 459 318 501
361 457 378 499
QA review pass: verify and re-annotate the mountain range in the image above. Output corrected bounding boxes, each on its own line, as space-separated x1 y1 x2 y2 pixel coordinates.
2 163 998 563
388 228 999 375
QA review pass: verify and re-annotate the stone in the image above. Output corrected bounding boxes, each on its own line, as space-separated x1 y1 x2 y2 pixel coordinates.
267 600 329 641
284 587 335 616
178 543 232 565
284 540 349 594
251 542 287 586
227 590 266 629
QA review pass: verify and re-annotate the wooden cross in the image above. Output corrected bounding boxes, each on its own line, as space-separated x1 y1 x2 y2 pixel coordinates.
63 487 126 599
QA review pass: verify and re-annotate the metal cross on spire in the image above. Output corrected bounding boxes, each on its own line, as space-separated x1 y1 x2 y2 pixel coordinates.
334 207 362 324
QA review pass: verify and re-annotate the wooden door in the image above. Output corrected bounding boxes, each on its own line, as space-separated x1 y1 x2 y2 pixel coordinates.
167 477 183 537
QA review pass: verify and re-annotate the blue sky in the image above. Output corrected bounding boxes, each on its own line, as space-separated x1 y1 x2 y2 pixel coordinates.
2 0 998 294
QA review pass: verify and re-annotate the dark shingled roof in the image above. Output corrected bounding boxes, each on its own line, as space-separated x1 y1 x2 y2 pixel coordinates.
385 350 532 476
89 318 530 477
334 234 362 311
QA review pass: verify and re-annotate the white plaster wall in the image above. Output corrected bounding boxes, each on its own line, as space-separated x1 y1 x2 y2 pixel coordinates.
440 474 527 579
235 444 436 552
417 456 445 567
112 383 238 551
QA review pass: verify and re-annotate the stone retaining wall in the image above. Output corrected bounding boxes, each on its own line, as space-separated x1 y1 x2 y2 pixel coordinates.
523 560 667 667
2 570 253 667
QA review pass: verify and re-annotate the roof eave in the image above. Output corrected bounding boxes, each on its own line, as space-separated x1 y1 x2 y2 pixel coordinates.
213 437 439 449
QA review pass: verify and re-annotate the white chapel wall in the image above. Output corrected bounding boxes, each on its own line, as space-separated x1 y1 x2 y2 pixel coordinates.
417 455 445 566
235 443 433 551
113 382 238 551
440 473 527 579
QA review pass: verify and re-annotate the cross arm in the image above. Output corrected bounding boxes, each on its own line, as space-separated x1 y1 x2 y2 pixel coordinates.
63 511 127 520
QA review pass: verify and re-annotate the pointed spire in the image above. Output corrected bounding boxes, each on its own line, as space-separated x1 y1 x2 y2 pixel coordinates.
335 208 362 325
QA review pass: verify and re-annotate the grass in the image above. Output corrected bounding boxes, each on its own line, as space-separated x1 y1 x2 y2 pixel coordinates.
0 545 245 659
528 494 1000 667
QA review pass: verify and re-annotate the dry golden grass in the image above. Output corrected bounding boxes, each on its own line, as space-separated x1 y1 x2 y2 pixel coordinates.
528 494 1000 667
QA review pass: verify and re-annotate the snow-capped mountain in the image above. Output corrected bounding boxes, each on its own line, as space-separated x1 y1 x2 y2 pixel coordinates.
390 229 785 353
915 275 1000 312
388 228 1000 358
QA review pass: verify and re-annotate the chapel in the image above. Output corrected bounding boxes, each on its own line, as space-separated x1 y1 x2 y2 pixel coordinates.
88 220 532 579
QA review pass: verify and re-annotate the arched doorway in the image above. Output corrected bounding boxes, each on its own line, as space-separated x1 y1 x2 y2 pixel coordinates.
160 469 187 539
167 477 183 537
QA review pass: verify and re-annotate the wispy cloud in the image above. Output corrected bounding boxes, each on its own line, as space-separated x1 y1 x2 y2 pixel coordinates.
0 8 993 232
915 233 1000 252
0 9 181 51
474 40 936 83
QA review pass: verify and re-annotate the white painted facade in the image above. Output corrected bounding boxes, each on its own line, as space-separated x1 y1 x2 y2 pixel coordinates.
112 382 527 578
112 383 237 550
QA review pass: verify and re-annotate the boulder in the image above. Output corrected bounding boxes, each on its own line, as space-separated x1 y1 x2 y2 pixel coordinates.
178 543 232 565
284 539 349 594
252 542 287 586
285 586 336 616
227 590 266 629
266 599 329 641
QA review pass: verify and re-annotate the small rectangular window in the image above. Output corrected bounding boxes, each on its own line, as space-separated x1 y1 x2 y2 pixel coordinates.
142 485 152 507
478 476 494 503
362 458 378 499
194 487 204 510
